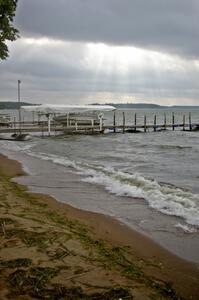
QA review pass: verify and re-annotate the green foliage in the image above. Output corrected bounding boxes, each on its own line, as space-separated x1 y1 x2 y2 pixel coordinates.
0 0 19 59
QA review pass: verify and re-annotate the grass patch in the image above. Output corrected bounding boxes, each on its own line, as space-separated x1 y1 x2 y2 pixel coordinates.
66 226 179 298
14 213 48 225
0 258 32 268
91 287 134 299
25 194 49 208
0 190 11 207
0 194 6 201
39 209 180 299
8 266 60 298
45 210 74 227
73 266 85 275
8 268 133 300
5 228 60 250
0 217 18 225
146 279 180 300
3 178 48 208
49 245 75 260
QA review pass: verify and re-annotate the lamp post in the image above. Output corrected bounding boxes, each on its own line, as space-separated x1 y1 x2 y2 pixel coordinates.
18 80 21 134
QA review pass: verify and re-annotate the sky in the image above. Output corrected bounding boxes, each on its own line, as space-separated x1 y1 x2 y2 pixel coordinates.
0 0 199 105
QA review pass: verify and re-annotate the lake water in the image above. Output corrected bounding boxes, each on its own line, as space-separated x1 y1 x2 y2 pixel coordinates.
1 108 199 264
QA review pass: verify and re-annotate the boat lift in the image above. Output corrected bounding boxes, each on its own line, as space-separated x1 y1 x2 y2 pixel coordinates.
21 104 116 136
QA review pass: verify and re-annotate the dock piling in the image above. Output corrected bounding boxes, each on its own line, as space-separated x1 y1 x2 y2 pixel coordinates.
122 112 125 134
183 115 185 131
154 115 157 132
164 113 167 130
134 113 137 131
113 111 116 133
172 113 175 131
144 115 147 132
189 112 192 131
14 117 16 134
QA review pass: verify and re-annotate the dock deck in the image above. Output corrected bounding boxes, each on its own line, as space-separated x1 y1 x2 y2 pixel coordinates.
0 120 199 136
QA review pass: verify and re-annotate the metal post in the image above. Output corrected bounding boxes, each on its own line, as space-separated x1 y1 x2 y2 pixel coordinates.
113 111 116 133
14 116 16 133
18 80 21 134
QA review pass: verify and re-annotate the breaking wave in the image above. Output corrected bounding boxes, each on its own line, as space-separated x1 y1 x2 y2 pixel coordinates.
25 150 199 228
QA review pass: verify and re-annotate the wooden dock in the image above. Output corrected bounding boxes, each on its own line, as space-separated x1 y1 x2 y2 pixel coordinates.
0 112 199 136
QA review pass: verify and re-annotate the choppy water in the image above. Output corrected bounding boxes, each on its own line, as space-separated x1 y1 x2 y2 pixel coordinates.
1 108 199 263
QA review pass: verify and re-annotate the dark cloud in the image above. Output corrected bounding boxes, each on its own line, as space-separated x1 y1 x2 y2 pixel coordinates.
1 0 199 105
15 0 199 59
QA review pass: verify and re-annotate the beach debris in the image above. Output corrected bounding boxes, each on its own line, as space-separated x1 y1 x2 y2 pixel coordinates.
1 220 5 236
0 258 32 268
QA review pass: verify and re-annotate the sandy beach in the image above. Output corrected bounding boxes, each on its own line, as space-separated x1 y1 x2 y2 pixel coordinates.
0 154 199 299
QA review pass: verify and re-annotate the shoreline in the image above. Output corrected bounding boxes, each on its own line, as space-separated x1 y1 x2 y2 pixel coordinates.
10 149 199 265
0 153 199 299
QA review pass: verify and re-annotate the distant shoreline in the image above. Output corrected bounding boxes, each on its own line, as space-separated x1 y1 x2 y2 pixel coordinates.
92 103 199 109
1 101 199 110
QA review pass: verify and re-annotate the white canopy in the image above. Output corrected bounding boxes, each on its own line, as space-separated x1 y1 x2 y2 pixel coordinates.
21 104 116 114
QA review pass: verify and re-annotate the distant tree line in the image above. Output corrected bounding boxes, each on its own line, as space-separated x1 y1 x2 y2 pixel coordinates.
91 103 199 109
0 101 36 109
92 103 164 109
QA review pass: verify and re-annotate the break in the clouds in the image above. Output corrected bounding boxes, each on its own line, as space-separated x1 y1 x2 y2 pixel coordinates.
0 0 199 105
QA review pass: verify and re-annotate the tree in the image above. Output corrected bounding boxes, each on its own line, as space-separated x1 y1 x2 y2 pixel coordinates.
0 0 19 60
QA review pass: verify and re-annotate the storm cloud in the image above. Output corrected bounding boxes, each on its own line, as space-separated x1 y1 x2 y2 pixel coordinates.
15 0 199 59
0 0 199 105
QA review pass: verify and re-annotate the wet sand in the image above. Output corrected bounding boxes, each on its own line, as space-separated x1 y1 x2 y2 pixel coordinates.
0 154 199 299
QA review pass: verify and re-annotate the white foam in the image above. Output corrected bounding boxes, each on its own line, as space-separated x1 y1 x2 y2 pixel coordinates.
82 169 199 226
175 223 197 233
15 150 199 228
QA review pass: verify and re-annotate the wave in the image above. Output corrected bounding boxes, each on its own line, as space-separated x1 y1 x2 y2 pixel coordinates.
0 140 37 152
175 223 197 233
159 144 192 150
25 150 199 228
